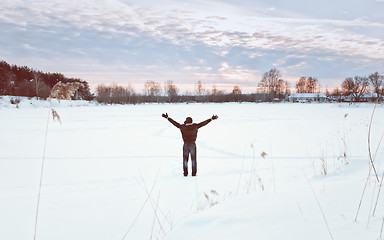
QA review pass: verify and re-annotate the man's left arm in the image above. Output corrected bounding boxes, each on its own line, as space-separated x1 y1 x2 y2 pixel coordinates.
197 115 218 128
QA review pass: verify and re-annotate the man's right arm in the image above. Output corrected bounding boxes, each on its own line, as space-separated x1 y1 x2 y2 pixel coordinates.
168 117 181 128
162 113 181 128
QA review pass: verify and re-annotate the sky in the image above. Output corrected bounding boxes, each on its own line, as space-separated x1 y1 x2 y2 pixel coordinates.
1 0 384 93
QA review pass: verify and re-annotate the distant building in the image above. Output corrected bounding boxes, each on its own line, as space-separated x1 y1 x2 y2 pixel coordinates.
288 93 328 103
343 93 380 102
361 93 381 102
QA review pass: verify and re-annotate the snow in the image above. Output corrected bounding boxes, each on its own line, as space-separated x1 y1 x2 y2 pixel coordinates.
0 96 97 108
1 100 384 240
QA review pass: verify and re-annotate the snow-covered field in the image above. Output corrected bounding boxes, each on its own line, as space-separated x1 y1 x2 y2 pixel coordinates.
1 98 384 240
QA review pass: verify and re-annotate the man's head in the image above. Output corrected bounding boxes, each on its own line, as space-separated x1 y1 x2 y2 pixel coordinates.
184 117 193 124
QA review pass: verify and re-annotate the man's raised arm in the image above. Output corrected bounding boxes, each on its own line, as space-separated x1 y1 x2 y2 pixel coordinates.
196 115 218 128
162 113 181 128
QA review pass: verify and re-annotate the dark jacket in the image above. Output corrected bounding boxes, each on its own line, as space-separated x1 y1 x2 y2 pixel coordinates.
168 118 212 143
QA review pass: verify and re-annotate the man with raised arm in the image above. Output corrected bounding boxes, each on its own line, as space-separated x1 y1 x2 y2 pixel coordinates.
162 113 218 177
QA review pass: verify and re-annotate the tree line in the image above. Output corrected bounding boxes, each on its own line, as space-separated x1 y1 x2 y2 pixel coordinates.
95 68 384 104
1 60 383 103
293 72 384 102
95 68 292 104
338 73 384 102
0 60 93 100
95 81 264 104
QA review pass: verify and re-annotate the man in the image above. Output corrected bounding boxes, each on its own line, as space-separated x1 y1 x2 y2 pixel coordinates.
162 113 218 176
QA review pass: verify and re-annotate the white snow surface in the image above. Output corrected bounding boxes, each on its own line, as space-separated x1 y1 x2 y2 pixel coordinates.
1 99 384 240
0 96 97 108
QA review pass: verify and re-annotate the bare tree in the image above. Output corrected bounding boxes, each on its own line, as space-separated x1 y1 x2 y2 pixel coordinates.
211 85 224 95
96 84 135 104
296 77 306 93
284 81 291 96
368 72 384 101
195 81 205 95
96 84 111 103
306 77 319 93
231 85 242 102
259 68 281 93
342 76 369 102
295 76 318 93
111 84 130 103
330 88 343 102
164 80 178 102
32 71 42 98
232 85 242 95
144 80 161 102
258 68 288 100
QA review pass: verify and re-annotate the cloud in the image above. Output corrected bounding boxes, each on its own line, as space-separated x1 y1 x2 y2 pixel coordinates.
180 62 259 90
2 0 383 61
1 0 384 91
184 66 201 71
22 43 36 50
218 62 259 83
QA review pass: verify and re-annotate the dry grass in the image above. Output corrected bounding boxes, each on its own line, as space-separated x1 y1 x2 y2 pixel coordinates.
128 173 174 240
355 103 381 223
34 81 82 240
320 155 327 175
51 108 61 124
367 104 380 182
48 81 83 102
237 144 248 194
202 190 220 208
261 151 267 159
210 190 219 196
122 174 159 240
238 143 269 195
303 170 334 240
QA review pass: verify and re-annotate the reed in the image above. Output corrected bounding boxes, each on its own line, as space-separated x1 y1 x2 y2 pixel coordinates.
303 170 334 240
33 81 82 240
355 103 380 222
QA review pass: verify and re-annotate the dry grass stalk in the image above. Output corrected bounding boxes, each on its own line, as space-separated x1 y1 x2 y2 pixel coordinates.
355 103 381 222
137 174 171 238
258 177 265 191
373 172 384 216
150 191 161 240
204 193 210 201
303 170 334 240
355 169 372 222
381 216 384 238
210 190 219 196
34 81 82 240
339 114 350 166
261 151 267 159
122 173 159 240
339 136 349 165
371 125 384 217
368 104 380 182
369 118 384 219
237 144 248 195
201 190 220 208
249 144 257 189
33 107 50 240
51 109 61 124
320 156 327 175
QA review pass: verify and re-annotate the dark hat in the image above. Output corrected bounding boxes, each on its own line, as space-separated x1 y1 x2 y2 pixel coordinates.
184 117 193 124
